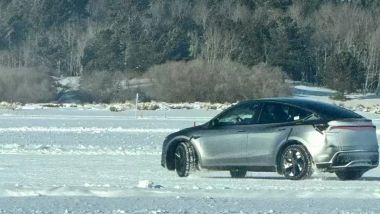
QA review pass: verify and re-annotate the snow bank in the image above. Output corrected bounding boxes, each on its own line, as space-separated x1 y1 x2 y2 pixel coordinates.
0 102 19 110
294 85 336 93
1 102 231 111
2 83 380 114
5 100 380 115
102 101 232 111
56 76 80 91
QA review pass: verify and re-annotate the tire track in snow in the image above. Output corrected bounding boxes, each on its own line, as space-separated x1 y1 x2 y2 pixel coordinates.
0 114 211 122
0 127 179 134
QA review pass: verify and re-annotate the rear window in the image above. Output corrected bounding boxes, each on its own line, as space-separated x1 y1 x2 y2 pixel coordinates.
305 102 362 120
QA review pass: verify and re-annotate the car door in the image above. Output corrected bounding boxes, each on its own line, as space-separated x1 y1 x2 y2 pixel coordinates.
198 103 261 167
246 102 293 166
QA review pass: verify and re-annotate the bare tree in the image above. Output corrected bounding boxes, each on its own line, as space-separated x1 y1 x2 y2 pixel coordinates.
202 27 237 63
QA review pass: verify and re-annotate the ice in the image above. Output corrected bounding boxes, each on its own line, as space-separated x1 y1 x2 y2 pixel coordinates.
0 102 379 213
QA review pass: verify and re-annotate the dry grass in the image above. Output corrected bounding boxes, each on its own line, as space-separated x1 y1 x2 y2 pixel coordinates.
0 66 55 103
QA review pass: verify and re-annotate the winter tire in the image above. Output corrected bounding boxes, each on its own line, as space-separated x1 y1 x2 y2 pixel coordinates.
280 144 313 180
174 141 197 177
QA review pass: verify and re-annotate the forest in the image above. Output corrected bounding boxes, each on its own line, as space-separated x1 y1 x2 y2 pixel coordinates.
1 0 380 103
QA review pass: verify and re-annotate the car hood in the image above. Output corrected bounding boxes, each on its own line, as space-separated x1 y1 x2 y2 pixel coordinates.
166 124 207 140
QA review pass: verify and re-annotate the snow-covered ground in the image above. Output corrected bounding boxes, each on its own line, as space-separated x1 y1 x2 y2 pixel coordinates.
1 84 380 213
0 107 380 213
2 84 380 113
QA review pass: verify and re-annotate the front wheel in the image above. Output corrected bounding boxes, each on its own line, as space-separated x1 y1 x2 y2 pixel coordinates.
230 169 247 178
280 144 313 180
335 170 364 180
174 142 197 177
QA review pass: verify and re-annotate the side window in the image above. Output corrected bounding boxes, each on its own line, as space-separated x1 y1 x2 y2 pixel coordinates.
259 103 313 124
217 103 261 126
286 105 314 121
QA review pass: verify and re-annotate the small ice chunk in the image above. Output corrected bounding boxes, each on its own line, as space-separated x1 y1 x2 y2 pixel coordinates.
192 185 200 190
137 180 154 188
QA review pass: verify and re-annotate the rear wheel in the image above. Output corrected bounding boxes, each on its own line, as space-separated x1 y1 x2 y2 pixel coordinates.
280 144 313 180
229 169 247 178
335 170 364 180
174 142 196 177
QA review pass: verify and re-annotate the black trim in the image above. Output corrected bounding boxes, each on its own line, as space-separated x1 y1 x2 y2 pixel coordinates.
203 165 276 172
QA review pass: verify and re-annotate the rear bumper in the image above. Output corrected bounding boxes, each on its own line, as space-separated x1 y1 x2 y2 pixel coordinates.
316 150 379 172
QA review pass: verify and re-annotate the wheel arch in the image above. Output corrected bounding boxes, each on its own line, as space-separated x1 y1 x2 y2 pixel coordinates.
165 136 200 170
275 139 313 174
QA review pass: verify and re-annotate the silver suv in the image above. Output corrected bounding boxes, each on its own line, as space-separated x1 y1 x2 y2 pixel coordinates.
161 98 379 180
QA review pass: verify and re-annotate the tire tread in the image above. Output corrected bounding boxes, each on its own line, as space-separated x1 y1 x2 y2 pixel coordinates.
175 141 197 177
280 144 313 180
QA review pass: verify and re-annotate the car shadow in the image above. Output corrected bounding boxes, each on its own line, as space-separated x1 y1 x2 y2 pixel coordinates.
204 176 286 180
321 176 380 181
204 176 380 181
361 177 380 181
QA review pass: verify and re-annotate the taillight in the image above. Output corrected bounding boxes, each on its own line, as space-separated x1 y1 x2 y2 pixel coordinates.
329 125 376 131
313 124 328 133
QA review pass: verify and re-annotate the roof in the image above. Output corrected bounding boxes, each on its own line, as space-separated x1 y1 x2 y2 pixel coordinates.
241 97 362 120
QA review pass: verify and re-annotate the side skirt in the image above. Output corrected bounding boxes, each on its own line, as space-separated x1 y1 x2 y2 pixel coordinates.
202 165 276 172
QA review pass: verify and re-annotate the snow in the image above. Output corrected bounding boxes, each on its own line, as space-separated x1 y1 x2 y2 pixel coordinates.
3 84 380 114
136 180 153 188
294 85 337 94
0 108 379 213
1 85 380 213
56 76 81 91
0 126 178 134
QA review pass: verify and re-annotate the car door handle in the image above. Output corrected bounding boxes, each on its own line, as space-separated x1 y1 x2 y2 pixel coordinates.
236 130 246 133
192 135 201 139
277 128 286 131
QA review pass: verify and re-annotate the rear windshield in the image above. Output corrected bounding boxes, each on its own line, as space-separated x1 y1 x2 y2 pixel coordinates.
305 102 362 120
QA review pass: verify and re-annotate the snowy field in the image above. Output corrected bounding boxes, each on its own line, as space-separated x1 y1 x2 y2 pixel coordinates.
0 107 380 213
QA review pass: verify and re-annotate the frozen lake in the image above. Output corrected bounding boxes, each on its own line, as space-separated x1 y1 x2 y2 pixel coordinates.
0 108 380 213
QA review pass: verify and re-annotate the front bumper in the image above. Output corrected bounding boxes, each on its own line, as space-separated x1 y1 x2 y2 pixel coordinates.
161 137 171 168
161 151 166 168
316 150 379 172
